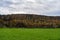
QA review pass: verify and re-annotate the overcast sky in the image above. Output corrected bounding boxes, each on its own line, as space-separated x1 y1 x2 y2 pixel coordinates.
0 0 60 16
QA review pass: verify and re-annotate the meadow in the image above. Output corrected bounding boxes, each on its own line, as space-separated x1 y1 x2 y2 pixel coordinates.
0 28 60 40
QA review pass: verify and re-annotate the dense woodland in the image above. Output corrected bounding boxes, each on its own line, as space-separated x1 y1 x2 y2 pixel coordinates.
0 14 60 28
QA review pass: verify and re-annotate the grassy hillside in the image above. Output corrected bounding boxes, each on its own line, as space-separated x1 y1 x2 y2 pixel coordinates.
0 28 60 40
0 14 60 28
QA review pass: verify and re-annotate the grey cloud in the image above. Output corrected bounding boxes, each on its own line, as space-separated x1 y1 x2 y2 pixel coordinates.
0 0 60 16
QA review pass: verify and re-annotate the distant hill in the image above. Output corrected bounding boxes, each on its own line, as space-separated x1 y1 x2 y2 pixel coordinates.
0 14 60 28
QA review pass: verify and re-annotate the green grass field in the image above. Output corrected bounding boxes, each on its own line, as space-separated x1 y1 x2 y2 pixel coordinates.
0 28 60 40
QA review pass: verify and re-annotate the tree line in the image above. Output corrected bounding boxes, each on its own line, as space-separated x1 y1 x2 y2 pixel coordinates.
0 14 60 28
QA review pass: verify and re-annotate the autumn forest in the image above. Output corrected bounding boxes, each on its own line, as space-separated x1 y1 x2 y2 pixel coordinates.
0 14 60 28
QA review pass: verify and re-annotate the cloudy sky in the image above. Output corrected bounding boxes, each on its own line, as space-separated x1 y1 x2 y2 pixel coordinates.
0 0 60 16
